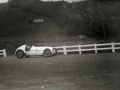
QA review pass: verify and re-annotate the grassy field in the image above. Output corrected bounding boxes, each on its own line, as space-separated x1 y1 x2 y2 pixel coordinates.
42 38 118 47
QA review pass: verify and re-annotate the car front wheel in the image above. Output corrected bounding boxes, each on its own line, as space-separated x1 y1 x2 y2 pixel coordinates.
43 49 51 57
16 50 24 58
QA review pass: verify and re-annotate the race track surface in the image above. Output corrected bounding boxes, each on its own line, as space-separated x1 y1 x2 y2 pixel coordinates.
0 53 120 90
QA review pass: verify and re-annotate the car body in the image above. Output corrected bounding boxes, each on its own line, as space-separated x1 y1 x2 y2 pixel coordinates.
15 43 57 58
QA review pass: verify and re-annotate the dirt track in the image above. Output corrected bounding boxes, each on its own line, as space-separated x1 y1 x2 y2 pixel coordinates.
0 53 120 90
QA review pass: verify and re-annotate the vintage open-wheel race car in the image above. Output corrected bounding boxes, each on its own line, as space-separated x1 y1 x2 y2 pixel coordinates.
15 43 57 58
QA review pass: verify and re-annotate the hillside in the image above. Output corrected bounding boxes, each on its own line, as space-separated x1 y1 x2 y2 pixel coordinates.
0 6 65 37
0 0 120 39
1 0 120 54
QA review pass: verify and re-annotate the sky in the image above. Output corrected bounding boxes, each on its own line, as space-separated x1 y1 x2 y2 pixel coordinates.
0 0 85 3
42 0 85 2
0 0 8 3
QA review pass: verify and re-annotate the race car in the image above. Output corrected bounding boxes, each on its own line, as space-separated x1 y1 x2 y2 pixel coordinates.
15 43 57 58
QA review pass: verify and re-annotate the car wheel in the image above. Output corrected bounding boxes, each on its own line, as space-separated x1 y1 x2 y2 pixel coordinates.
53 48 57 56
16 50 24 58
43 49 51 57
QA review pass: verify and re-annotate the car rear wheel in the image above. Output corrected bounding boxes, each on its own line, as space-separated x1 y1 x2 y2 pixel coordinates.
16 50 24 58
43 49 51 57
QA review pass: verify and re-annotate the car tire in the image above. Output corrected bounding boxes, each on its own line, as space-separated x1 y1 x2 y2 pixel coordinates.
53 48 57 56
43 49 51 57
16 50 24 58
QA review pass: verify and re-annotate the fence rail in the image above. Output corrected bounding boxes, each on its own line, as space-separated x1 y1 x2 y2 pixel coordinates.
53 42 120 55
0 49 7 57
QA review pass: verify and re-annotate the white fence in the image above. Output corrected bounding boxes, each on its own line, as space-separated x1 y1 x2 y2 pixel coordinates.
53 42 120 55
0 49 7 57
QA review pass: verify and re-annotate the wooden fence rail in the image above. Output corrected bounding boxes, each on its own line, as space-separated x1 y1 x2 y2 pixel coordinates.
0 49 7 57
53 42 120 55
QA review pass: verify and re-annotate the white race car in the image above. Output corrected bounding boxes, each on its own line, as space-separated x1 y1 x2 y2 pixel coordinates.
15 43 57 58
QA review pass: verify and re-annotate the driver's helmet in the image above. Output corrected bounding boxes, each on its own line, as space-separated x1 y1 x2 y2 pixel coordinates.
25 43 32 51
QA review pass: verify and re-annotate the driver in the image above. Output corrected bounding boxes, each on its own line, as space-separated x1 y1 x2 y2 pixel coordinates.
25 43 32 51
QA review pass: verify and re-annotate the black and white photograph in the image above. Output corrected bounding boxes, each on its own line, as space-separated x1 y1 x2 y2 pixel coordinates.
0 0 120 90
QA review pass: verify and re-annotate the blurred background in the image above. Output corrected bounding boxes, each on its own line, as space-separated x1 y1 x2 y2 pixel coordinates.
0 0 120 54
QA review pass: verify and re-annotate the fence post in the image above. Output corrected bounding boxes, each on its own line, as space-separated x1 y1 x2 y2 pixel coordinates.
63 45 67 55
3 49 7 57
94 43 97 53
78 45 82 54
111 42 115 52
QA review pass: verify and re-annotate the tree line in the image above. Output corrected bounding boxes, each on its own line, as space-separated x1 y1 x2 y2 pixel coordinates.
1 0 120 38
